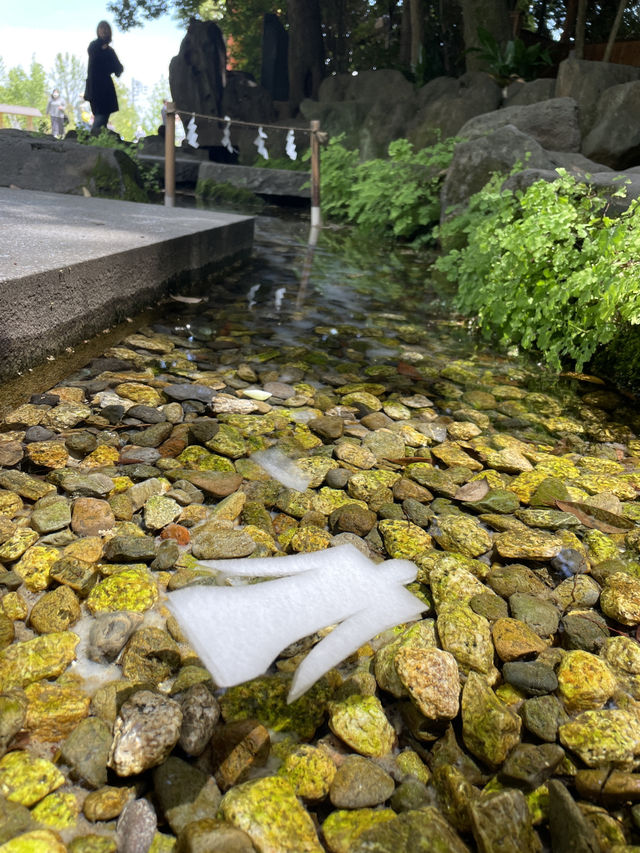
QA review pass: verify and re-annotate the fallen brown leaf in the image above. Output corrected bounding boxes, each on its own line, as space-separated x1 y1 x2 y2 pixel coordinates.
396 361 423 380
555 499 635 533
454 478 490 502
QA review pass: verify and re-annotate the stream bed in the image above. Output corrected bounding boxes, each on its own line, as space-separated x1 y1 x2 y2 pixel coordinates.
1 215 640 852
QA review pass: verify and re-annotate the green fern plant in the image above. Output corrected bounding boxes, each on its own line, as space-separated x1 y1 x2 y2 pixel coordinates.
436 170 640 371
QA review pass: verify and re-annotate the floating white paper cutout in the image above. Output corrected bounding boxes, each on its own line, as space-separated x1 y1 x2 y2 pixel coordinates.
166 544 424 702
253 125 269 159
251 447 311 491
221 115 234 153
186 115 199 148
285 128 297 160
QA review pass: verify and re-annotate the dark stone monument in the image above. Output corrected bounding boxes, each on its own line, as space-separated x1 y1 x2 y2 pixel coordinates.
169 19 227 147
261 13 289 102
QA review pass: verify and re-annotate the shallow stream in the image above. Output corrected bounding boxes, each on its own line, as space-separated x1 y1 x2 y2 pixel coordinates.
3 212 640 851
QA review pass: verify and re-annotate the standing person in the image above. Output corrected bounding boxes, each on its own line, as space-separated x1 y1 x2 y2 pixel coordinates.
46 89 66 138
83 20 123 135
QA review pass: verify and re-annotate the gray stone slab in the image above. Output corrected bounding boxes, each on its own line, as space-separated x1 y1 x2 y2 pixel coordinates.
197 162 310 198
137 154 202 185
0 187 254 380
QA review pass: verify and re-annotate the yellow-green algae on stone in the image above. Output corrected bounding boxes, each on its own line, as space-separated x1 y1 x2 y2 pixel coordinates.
0 829 67 852
13 546 61 592
556 650 617 713
328 695 396 757
600 573 640 625
429 562 490 610
86 567 158 613
494 529 563 560
431 514 493 558
461 672 522 769
114 383 165 406
437 605 495 676
0 631 78 690
0 529 39 563
311 488 368 516
584 529 620 565
0 751 64 806
601 636 640 699
373 619 438 698
559 710 640 767
219 674 330 741
347 470 400 502
506 470 549 503
322 808 397 853
219 775 323 853
276 743 336 800
31 791 79 829
377 519 432 560
23 680 91 742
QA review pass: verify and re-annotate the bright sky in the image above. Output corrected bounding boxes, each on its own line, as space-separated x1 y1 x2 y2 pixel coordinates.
2 0 187 99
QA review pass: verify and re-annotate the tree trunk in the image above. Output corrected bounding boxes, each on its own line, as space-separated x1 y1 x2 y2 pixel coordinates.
409 0 424 70
560 0 578 43
603 0 628 62
399 0 412 67
574 0 587 58
461 0 511 72
287 0 324 111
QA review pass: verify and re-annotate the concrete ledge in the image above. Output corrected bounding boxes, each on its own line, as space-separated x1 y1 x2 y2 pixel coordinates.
0 187 254 381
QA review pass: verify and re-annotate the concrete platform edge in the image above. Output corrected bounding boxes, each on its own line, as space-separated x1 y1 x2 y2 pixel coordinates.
0 215 254 382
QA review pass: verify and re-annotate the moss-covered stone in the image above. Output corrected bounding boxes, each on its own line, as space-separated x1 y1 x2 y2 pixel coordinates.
219 674 330 740
219 775 322 852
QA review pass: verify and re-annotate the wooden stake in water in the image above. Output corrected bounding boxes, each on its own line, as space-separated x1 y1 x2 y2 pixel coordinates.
310 120 322 228
164 101 176 208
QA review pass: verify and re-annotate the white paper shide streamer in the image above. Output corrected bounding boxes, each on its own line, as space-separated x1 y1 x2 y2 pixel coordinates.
285 128 297 160
221 115 234 153
186 114 199 148
167 544 425 702
253 125 269 160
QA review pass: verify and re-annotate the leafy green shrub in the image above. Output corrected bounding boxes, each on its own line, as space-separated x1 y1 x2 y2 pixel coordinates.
469 27 552 85
435 170 640 371
321 136 456 245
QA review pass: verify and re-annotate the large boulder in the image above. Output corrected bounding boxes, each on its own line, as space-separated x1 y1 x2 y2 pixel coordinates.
169 20 228 147
299 100 371 152
503 78 556 107
0 129 148 200
220 71 280 165
555 56 640 134
501 167 640 215
440 124 555 218
359 99 419 160
407 72 502 148
458 98 580 153
318 69 414 103
581 81 640 169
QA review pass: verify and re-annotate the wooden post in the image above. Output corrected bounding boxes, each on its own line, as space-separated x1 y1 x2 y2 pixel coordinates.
310 120 322 228
164 101 176 208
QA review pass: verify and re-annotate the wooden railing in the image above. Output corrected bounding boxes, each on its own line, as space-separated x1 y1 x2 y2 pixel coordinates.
0 104 43 130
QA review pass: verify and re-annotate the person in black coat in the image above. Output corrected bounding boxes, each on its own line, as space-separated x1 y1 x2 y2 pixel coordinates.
84 21 124 135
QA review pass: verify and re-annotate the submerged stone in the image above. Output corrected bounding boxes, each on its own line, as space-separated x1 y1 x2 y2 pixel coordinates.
219 776 323 853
